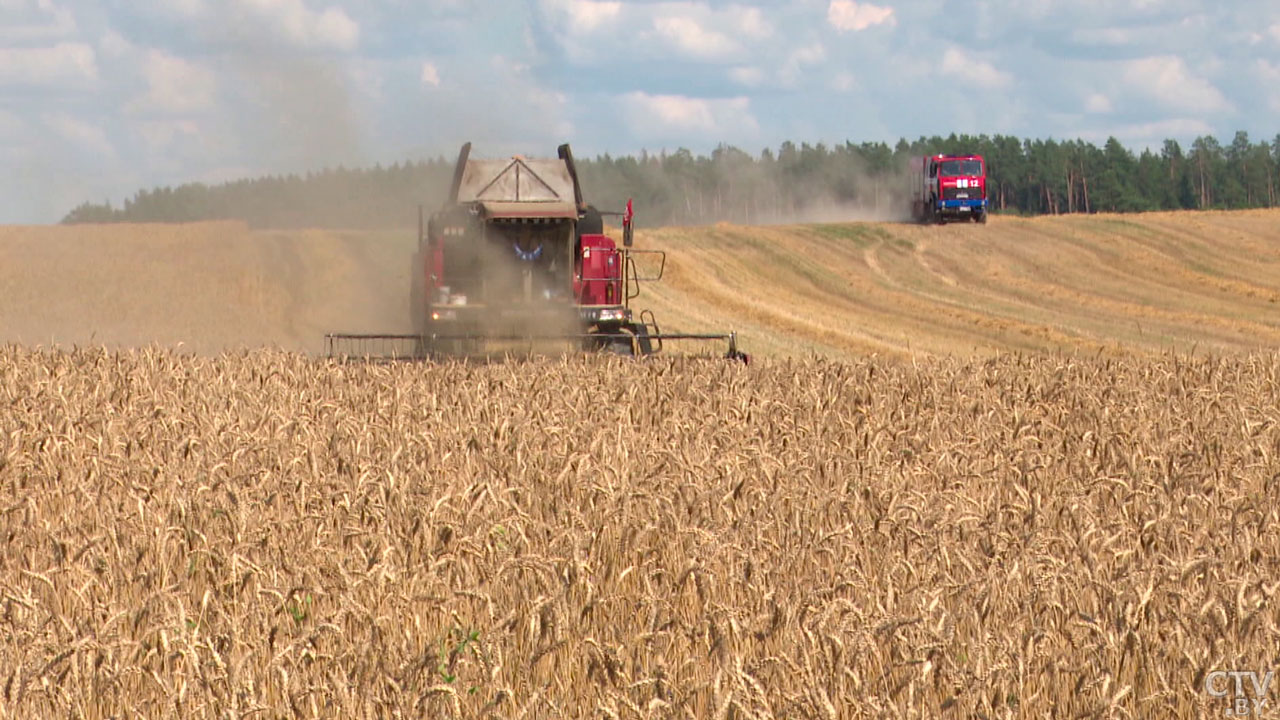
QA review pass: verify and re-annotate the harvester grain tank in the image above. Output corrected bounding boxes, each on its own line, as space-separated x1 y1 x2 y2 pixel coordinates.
910 154 988 224
326 143 746 361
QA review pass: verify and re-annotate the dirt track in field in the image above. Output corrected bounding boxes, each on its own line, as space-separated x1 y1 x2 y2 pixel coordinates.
2 210 1279 357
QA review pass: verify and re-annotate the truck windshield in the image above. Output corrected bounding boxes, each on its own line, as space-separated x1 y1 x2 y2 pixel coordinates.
939 160 983 176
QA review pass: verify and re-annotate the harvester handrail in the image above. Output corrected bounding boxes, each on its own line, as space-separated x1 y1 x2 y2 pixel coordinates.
624 249 665 302
626 249 665 281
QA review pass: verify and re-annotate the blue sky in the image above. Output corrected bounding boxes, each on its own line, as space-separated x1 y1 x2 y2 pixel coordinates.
2 0 1278 223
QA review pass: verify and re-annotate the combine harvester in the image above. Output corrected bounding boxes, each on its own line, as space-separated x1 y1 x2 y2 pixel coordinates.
327 143 747 362
910 154 988 224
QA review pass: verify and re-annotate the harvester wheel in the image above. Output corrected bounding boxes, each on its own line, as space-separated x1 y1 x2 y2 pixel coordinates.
589 327 637 356
606 338 634 356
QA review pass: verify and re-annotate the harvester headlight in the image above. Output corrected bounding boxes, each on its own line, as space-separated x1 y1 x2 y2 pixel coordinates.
431 310 458 321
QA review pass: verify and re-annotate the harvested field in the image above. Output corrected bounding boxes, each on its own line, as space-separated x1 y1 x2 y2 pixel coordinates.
639 209 1280 358
3 210 1280 358
3 347 1279 717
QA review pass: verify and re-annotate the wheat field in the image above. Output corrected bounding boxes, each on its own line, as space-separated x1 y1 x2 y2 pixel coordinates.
3 212 1279 717
2 347 1279 718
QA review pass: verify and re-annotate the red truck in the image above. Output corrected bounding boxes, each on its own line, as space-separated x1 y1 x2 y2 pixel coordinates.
910 154 988 224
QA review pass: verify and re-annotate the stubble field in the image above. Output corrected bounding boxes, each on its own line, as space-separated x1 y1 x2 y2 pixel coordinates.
3 209 1280 358
639 209 1280 358
2 348 1279 718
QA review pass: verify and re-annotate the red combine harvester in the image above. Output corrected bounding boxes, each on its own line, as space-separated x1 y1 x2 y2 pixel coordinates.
910 154 988 224
326 142 747 361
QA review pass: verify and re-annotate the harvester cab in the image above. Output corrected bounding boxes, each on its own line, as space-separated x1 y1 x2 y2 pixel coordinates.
325 143 747 363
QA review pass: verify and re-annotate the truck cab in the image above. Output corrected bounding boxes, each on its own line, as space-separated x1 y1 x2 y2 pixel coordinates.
911 154 988 224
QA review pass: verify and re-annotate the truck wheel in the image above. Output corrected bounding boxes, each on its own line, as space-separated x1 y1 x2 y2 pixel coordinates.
977 211 988 224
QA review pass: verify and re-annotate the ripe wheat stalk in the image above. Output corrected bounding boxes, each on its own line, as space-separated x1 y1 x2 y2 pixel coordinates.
1 346 1278 718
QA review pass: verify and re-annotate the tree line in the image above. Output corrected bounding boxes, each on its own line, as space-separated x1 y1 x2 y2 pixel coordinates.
63 131 1280 229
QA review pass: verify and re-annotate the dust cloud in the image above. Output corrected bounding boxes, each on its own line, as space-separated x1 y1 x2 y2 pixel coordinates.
195 6 367 178
0 223 415 356
742 159 915 226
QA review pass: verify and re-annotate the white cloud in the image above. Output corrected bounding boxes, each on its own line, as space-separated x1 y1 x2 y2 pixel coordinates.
1258 59 1280 113
165 0 208 18
541 2 774 65
653 15 739 60
491 54 530 75
729 66 765 87
940 47 1011 89
0 43 98 85
620 91 757 135
0 0 77 41
482 54 574 139
1076 118 1215 144
732 7 772 39
827 1 895 32
421 61 441 88
1084 93 1112 114
0 109 23 137
99 29 136 59
780 42 826 84
832 72 856 92
1070 26 1132 46
790 43 826 66
233 0 360 51
140 51 216 113
1122 55 1229 113
138 120 204 156
1268 23 1280 43
46 113 115 157
546 0 623 31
